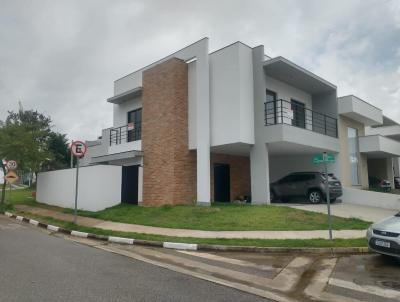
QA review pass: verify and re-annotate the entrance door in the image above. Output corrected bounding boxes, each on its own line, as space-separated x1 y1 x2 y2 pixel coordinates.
214 163 230 202
121 165 139 204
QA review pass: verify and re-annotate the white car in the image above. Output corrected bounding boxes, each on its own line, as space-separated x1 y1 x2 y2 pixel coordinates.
367 212 400 258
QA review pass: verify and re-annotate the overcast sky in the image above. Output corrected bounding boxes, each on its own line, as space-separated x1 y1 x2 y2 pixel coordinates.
1 0 399 141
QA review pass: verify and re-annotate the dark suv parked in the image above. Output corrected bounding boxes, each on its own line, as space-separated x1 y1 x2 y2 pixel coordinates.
270 172 342 204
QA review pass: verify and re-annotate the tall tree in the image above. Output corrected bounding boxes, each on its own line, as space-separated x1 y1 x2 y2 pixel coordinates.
45 132 70 170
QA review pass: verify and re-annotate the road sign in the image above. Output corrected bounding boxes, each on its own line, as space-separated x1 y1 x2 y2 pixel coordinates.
6 160 17 170
4 170 18 184
71 141 87 158
313 153 335 164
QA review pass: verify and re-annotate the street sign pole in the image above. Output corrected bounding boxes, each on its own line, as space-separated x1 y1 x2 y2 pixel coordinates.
323 152 333 241
74 156 80 225
70 140 74 168
71 141 87 225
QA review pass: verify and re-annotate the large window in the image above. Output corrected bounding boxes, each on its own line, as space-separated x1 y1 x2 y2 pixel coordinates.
127 108 142 142
291 99 306 129
347 127 360 185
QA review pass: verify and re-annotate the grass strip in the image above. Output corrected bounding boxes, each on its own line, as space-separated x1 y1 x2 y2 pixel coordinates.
12 209 368 248
10 189 371 231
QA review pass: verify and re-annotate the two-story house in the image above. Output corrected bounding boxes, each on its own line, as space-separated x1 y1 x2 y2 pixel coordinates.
80 38 349 206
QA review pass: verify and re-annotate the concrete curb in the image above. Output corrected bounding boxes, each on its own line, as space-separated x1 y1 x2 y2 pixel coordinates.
2 211 370 254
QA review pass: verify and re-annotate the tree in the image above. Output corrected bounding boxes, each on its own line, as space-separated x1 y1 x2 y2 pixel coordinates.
0 109 54 203
0 106 73 203
0 122 48 203
45 132 70 170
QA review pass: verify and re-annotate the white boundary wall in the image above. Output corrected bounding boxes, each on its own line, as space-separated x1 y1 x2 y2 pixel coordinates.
342 187 400 210
37 165 122 211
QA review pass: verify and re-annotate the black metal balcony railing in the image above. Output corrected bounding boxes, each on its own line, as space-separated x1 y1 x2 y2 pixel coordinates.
264 99 338 138
109 122 141 146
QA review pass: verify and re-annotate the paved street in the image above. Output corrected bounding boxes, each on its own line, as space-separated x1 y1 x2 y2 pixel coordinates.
0 216 267 302
1 215 400 302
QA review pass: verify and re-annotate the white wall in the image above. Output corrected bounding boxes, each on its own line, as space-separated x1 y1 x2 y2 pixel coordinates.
37 165 122 211
265 76 313 130
115 72 142 95
209 42 254 146
113 96 142 127
342 187 400 210
108 140 141 154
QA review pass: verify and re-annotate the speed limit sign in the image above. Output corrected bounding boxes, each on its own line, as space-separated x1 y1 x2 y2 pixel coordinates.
71 141 87 158
6 160 17 170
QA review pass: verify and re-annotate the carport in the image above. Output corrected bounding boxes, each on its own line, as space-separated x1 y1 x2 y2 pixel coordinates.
267 140 341 203
359 135 400 189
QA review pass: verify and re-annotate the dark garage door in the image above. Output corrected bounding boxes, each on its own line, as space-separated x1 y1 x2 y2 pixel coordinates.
121 165 139 204
214 163 230 202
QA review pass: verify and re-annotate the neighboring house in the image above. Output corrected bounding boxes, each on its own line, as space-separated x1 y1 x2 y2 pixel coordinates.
365 115 400 184
41 38 400 209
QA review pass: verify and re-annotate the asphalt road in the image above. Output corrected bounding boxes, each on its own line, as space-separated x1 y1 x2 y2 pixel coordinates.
0 216 267 302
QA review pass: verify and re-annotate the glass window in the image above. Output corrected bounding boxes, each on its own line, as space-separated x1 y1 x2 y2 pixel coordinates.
127 108 142 142
347 127 360 185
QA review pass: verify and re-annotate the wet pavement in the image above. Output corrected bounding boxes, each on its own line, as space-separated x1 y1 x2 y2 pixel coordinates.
3 215 400 301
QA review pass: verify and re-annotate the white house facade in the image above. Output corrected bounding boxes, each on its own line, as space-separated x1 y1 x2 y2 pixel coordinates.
38 38 400 209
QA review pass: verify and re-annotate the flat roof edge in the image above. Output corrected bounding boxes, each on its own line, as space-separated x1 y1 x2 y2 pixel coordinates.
114 37 209 83
263 56 337 90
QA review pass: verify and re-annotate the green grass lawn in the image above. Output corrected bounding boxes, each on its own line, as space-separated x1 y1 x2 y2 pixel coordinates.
4 188 371 231
10 210 368 248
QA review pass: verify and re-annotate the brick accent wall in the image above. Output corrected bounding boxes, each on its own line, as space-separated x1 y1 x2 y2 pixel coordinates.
142 58 196 206
210 153 251 201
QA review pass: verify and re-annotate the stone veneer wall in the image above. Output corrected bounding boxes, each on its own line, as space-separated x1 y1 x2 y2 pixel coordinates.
142 58 196 206
210 153 251 201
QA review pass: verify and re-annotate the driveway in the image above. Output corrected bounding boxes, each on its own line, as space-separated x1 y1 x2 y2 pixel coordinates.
282 202 398 223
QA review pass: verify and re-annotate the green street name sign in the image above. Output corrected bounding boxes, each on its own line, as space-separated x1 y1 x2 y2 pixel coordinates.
313 153 335 164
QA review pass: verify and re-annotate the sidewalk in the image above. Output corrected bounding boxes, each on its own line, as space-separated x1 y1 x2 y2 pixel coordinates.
281 202 398 223
14 205 368 240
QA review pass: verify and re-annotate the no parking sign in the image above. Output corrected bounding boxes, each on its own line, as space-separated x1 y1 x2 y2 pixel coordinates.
71 141 87 158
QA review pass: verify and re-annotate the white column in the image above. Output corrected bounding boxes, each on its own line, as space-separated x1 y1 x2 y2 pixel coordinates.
195 39 211 205
386 157 395 189
138 166 143 203
250 143 270 204
393 157 400 177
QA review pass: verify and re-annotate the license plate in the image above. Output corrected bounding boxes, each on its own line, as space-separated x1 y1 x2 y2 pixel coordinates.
375 240 390 248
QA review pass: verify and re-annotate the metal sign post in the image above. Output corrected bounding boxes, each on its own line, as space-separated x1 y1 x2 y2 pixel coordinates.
313 152 335 241
74 157 80 224
323 153 333 241
71 141 87 225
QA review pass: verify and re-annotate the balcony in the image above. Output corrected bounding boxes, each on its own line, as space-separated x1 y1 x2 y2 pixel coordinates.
108 122 142 155
265 99 338 138
110 122 141 146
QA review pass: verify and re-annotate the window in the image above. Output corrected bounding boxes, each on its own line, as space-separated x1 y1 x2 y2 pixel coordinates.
347 127 360 185
127 108 142 142
265 89 277 125
291 99 306 129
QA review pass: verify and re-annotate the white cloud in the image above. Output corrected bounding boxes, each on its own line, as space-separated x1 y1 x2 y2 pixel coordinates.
0 0 399 140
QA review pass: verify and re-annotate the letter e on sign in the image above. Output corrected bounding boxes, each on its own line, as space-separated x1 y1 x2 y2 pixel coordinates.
71 141 87 158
